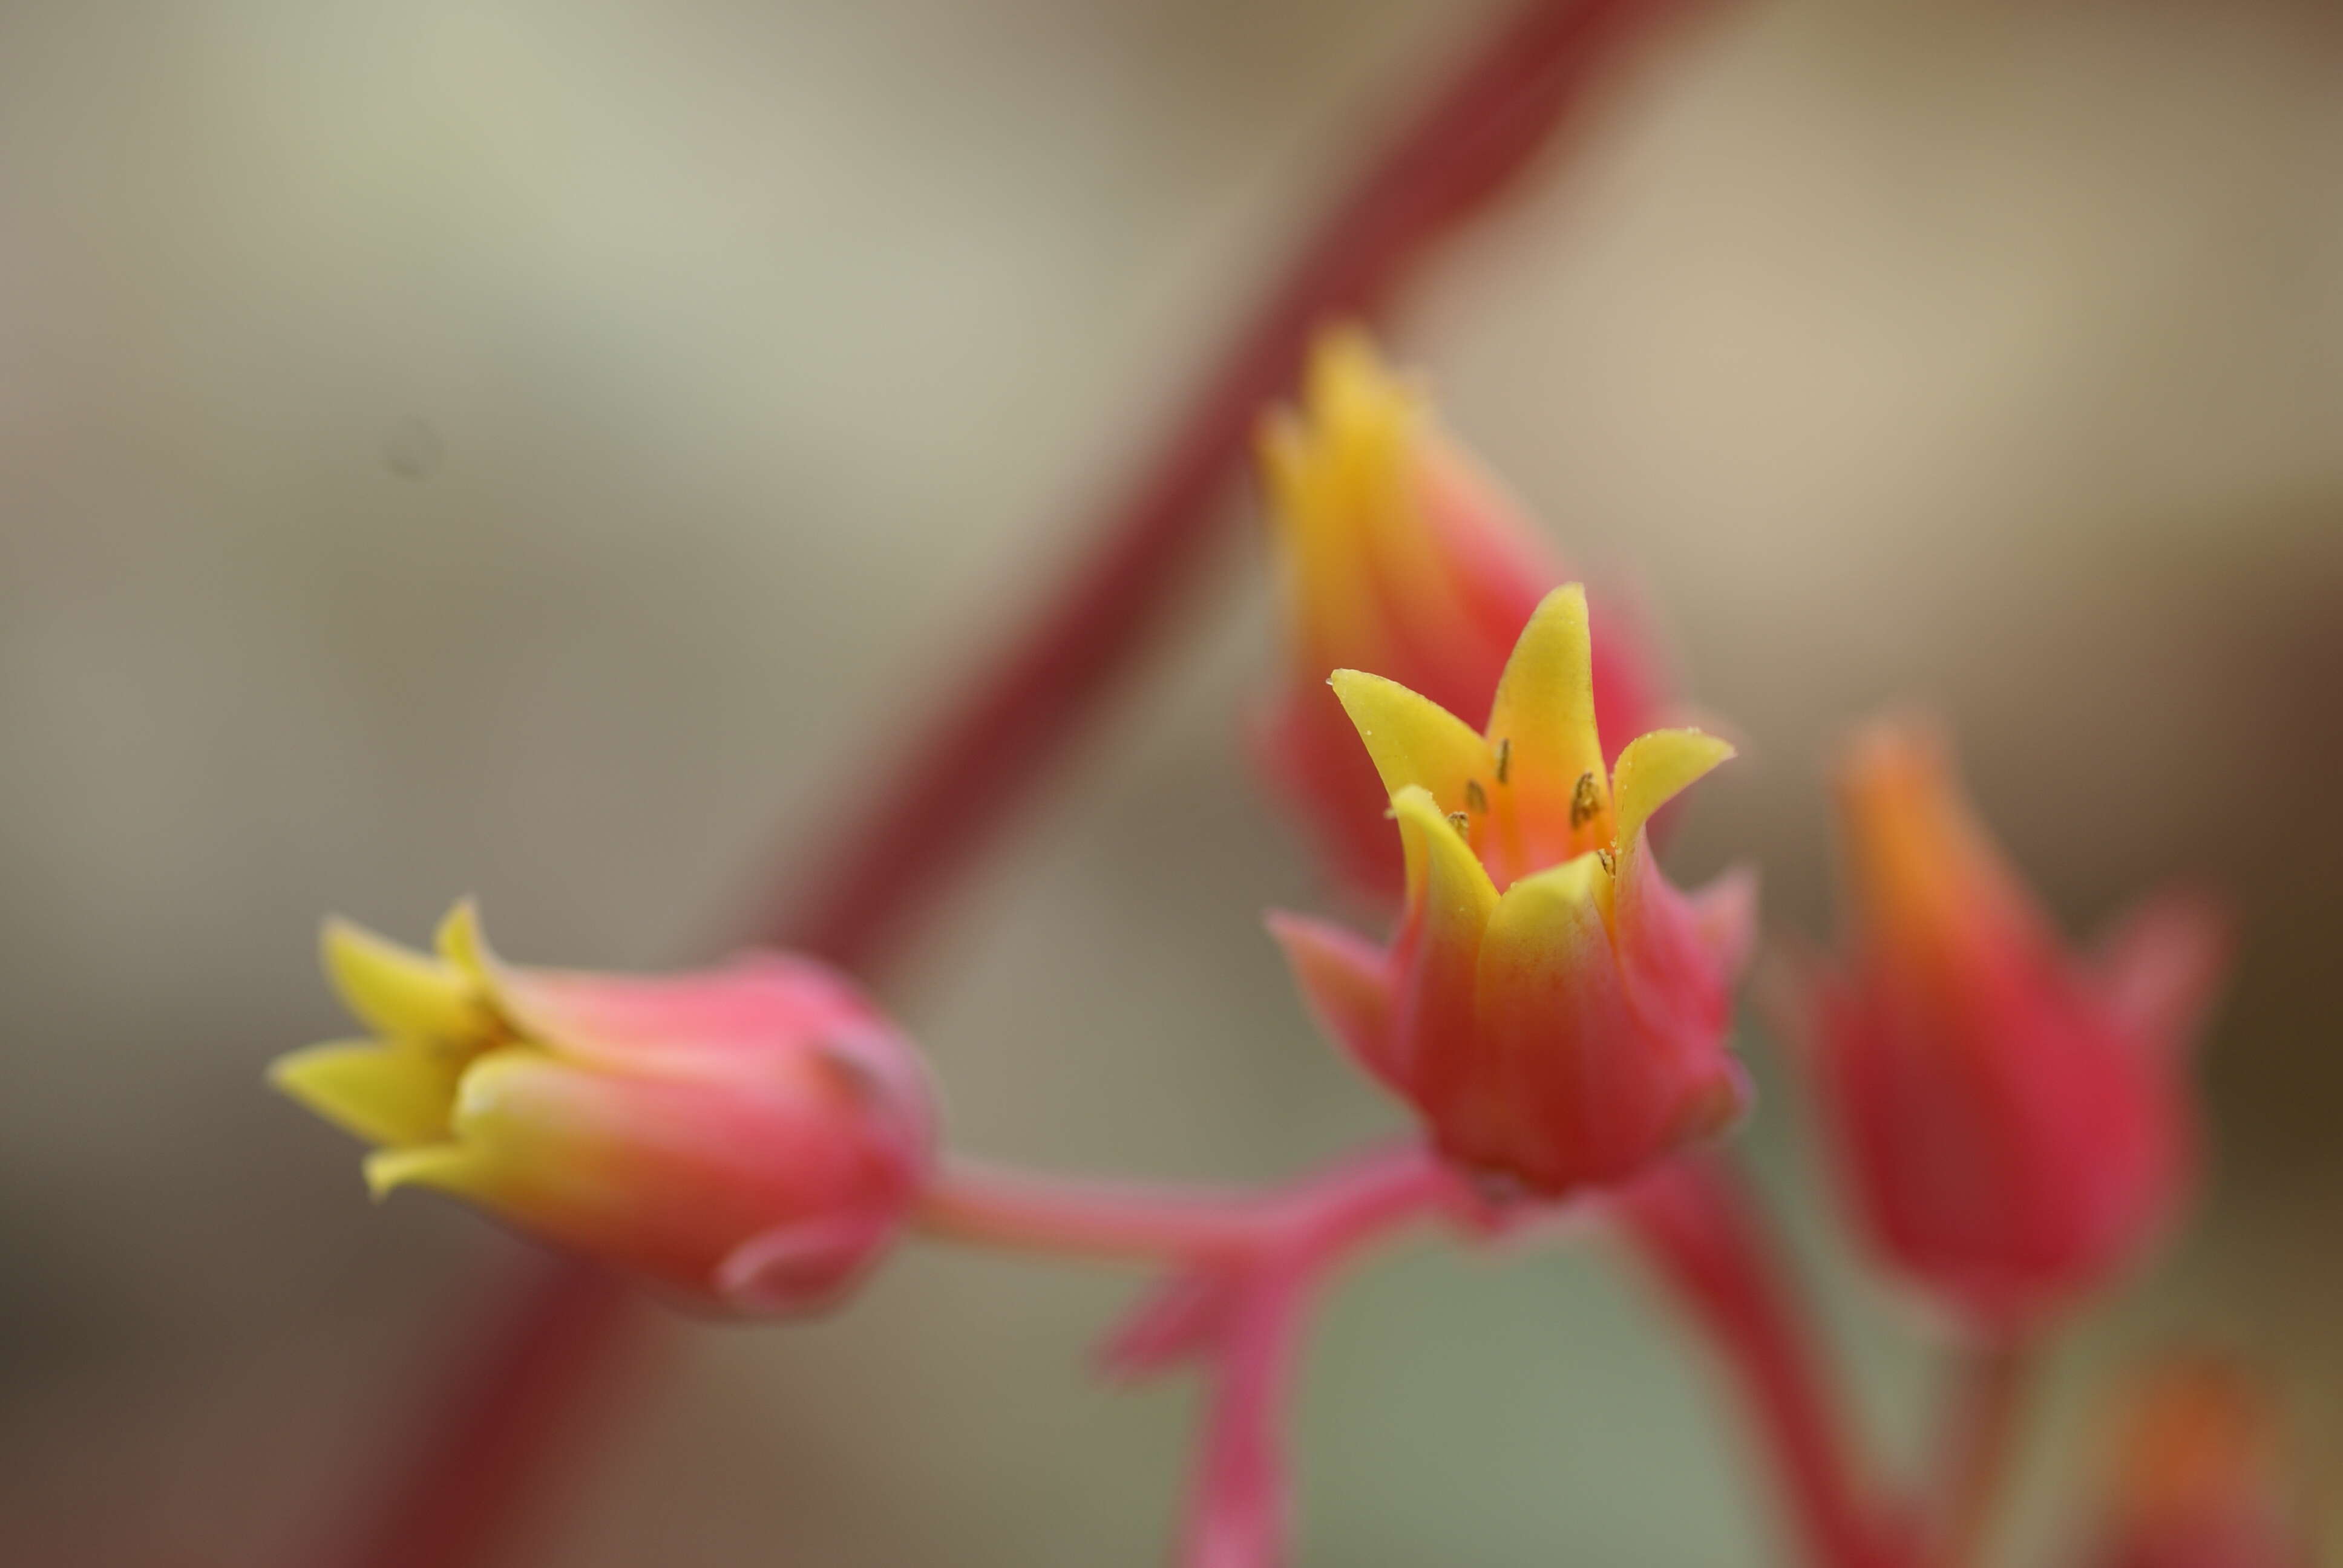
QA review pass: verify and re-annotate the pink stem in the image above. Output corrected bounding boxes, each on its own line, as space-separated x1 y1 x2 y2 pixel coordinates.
1617 1155 1900 1568
1180 1275 1312 1568
918 1143 1453 1568
304 4 1719 1564
914 1142 1455 1269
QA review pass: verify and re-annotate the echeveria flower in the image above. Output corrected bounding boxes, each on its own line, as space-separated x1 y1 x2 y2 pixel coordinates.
1270 585 1752 1198
1256 329 1668 899
270 903 935 1314
1792 724 2228 1326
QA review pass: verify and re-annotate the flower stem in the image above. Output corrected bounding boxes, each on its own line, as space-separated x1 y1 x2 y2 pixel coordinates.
1617 1155 1898 1568
301 4 1719 1565
917 1142 1453 1568
1928 1335 2031 1568
1178 1274 1311 1568
914 1142 1455 1269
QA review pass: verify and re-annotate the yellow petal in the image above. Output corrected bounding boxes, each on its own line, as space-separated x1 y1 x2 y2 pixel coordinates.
1467 852 1623 1178
1478 852 1613 990
1484 586 1610 835
1329 669 1493 811
270 1040 462 1148
1475 858 1620 1080
321 917 483 1045
1391 785 1498 937
1262 330 1427 661
364 1143 491 1202
434 897 494 985
1610 728 1735 854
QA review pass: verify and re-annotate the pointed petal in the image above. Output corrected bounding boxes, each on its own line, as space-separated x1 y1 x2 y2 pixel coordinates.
1259 329 1423 667
1835 720 2061 972
1476 854 1614 1005
2091 889 2233 1058
433 901 887 1077
270 1040 462 1149
1327 670 1492 811
1458 852 1627 1187
364 1143 490 1201
1388 786 1498 1092
1484 585 1611 851
320 917 485 1045
434 898 494 987
1687 864 1760 983
1390 785 1498 929
1266 910 1398 1091
1610 728 1734 855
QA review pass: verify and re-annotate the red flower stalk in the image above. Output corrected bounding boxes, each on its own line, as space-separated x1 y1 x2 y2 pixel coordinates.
1788 721 2232 1328
1272 584 1753 1197
1256 330 1670 898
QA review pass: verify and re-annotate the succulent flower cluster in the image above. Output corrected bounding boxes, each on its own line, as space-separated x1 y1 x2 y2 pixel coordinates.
272 332 2296 1568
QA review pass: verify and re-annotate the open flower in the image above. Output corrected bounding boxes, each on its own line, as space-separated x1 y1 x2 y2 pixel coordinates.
1270 584 1752 1197
1788 723 2229 1327
1256 328 1669 898
269 903 936 1314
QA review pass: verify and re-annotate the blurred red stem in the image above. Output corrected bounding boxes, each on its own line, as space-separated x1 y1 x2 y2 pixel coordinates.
1619 1155 1899 1568
307 2 1714 1565
1929 1336 2031 1568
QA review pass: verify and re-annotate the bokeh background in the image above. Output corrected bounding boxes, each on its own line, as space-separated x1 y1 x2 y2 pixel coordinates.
2 0 2339 1563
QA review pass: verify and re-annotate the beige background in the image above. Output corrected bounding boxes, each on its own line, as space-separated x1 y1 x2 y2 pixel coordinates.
1 1 2338 1562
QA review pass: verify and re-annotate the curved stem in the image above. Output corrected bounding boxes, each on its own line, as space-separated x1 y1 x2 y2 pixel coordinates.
1928 1336 2031 1568
1617 1154 1898 1568
914 1142 1455 1268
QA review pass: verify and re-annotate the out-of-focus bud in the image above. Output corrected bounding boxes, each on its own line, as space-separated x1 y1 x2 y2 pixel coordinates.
2083 1357 2315 1568
1256 329 1669 898
1270 586 1752 1197
1790 722 2230 1327
270 903 936 1314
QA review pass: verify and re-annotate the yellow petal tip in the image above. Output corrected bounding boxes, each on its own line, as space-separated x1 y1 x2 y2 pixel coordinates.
321 915 482 1045
1329 671 1492 806
269 1041 463 1149
434 898 490 980
362 1145 474 1203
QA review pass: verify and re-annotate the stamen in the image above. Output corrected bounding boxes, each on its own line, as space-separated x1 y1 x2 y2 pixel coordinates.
1570 771 1602 829
1464 779 1488 814
1596 847 1617 876
1494 738 1511 785
1446 811 1471 839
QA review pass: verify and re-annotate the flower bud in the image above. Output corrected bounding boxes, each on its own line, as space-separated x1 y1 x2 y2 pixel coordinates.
2085 1357 2314 1568
1256 329 1669 898
270 903 936 1314
1271 585 1751 1197
1792 724 2229 1326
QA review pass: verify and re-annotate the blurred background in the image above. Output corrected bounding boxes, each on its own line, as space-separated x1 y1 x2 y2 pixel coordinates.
2 0 2339 1562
